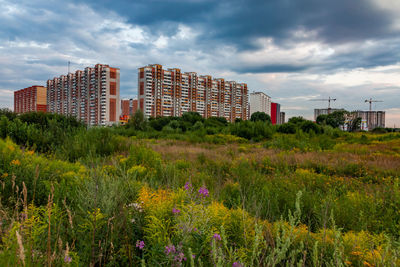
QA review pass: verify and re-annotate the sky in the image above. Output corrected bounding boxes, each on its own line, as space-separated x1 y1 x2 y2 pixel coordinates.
0 0 399 126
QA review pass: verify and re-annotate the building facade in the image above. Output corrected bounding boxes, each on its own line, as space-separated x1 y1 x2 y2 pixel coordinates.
279 112 285 124
138 64 248 122
14 86 47 113
121 99 138 116
249 91 271 117
271 102 281 125
352 111 385 130
47 64 120 126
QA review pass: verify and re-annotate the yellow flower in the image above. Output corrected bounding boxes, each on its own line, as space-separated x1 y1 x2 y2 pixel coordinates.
11 159 21 166
127 165 147 176
1 173 8 178
25 150 34 156
351 251 362 256
7 145 15 152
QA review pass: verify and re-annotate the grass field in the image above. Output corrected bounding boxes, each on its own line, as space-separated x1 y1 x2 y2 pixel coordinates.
1 113 400 266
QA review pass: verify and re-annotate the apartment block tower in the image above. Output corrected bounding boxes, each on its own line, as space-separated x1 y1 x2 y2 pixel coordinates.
14 86 47 113
138 64 248 122
47 64 120 126
249 91 271 117
271 102 281 125
121 99 138 116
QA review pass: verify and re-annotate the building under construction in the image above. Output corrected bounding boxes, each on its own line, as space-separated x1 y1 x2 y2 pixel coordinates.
314 108 385 130
351 111 385 130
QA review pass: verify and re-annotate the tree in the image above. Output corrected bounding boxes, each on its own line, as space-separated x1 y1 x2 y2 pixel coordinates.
127 109 147 130
348 117 361 132
316 114 328 125
288 116 307 125
250 112 271 123
181 112 203 125
316 111 346 129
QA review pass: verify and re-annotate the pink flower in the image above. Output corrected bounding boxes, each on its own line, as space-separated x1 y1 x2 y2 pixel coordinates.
184 181 192 191
165 245 176 255
136 240 145 250
213 233 221 241
233 262 243 267
64 255 72 263
198 186 209 197
172 207 181 214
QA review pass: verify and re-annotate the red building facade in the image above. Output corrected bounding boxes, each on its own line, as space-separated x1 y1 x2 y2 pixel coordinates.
14 86 47 113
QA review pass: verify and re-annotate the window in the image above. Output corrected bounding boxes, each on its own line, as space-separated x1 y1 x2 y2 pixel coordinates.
109 99 116 121
110 69 117 79
140 99 144 110
140 82 144 95
110 82 116 95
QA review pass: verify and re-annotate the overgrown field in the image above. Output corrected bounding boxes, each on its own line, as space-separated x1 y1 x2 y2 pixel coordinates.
1 111 400 266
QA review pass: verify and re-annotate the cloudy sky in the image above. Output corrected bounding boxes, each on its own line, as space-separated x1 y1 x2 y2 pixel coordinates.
1 0 399 126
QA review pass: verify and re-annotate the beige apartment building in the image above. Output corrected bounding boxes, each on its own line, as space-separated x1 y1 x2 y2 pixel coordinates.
47 64 120 126
138 64 248 122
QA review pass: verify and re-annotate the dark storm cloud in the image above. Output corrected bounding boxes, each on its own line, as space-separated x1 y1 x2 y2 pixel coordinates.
81 0 397 48
233 64 311 74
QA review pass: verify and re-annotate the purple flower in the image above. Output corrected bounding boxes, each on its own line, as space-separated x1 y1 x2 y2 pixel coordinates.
232 262 243 267
192 254 196 259
64 255 72 263
213 233 221 241
172 207 181 214
165 245 176 255
136 240 145 250
184 181 192 191
198 186 209 197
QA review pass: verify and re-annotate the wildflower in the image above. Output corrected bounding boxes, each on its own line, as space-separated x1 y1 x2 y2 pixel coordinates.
165 245 176 255
184 181 192 191
136 240 145 250
25 150 34 156
213 233 221 241
64 255 72 263
1 173 8 178
233 262 243 267
192 254 196 259
172 207 180 214
198 186 209 197
11 159 21 166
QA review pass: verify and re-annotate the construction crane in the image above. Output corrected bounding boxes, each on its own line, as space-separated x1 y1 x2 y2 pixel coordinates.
310 97 337 113
365 98 383 112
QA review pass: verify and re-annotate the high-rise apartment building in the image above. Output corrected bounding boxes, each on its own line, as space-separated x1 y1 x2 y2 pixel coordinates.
47 64 120 126
121 99 138 116
14 86 47 113
279 112 285 124
271 102 281 125
138 64 248 122
250 92 271 117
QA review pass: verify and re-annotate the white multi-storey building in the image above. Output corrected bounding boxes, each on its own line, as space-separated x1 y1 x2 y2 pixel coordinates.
47 64 120 126
250 91 271 117
138 64 248 122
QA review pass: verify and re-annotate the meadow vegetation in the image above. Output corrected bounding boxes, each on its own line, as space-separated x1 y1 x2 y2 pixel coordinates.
0 109 400 266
